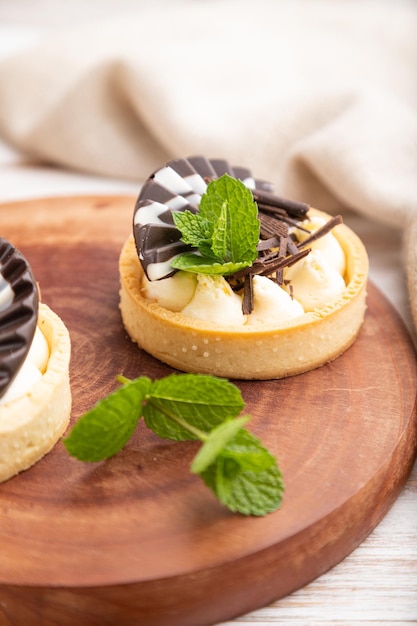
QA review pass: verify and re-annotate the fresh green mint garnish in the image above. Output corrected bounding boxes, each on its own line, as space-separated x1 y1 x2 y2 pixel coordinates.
142 374 245 441
198 428 283 516
63 376 152 462
63 373 284 516
171 174 260 275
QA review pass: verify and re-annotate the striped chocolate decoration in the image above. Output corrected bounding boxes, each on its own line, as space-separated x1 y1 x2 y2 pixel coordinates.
0 238 39 399
133 156 274 281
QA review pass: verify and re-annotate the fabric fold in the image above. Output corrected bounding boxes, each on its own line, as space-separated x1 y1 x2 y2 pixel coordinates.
0 0 416 331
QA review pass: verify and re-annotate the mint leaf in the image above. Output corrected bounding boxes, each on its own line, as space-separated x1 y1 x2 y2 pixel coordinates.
143 373 244 441
172 211 212 256
191 415 251 474
171 253 250 275
210 197 229 260
199 429 284 516
200 175 259 264
171 174 260 275
63 377 152 461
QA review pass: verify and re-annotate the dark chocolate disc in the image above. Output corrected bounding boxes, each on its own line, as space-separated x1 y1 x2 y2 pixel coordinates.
133 156 274 281
0 238 39 399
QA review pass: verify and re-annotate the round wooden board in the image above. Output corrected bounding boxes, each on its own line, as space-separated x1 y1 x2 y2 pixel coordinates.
0 196 416 626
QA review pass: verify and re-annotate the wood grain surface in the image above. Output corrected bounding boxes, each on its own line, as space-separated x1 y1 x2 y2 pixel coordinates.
0 195 416 626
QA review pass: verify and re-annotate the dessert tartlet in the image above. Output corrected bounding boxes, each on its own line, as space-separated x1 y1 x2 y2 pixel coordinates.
0 238 71 482
119 157 368 380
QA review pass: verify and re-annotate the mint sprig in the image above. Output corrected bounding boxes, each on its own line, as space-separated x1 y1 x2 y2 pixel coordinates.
63 373 284 516
171 174 260 275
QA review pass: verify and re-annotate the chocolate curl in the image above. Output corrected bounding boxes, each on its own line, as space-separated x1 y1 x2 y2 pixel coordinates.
259 212 289 239
252 189 310 219
242 273 254 315
297 215 343 249
275 235 288 286
233 247 311 281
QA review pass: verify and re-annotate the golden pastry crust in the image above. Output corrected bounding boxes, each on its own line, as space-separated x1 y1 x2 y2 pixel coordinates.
119 209 368 380
0 303 71 482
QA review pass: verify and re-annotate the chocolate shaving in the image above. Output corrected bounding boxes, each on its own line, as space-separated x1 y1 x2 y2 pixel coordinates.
233 248 310 282
258 204 310 230
287 281 294 300
257 236 281 251
286 237 300 255
252 189 310 219
297 215 343 249
275 235 288 285
259 248 311 276
259 212 289 239
242 273 254 315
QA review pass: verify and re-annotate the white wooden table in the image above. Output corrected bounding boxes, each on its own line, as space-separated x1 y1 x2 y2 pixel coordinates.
0 12 416 624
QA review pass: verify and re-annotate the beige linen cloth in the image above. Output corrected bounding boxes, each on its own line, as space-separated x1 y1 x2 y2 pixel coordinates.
0 0 416 328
